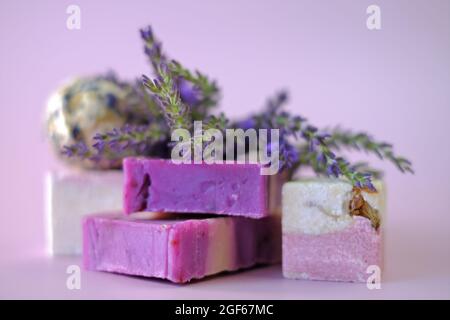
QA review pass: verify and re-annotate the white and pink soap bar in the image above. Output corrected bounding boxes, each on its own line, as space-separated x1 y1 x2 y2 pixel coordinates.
83 213 281 283
282 179 385 282
46 170 123 255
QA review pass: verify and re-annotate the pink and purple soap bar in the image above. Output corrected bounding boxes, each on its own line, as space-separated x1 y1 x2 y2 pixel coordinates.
123 158 275 218
83 213 281 283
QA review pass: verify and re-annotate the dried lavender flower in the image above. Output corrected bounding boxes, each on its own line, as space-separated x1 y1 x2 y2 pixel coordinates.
235 91 401 190
142 66 192 131
62 141 91 158
169 60 220 116
91 123 168 157
63 123 169 164
140 25 220 117
328 127 414 174
140 26 166 71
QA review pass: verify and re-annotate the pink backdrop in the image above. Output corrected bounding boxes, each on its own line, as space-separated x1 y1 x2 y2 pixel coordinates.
0 0 449 298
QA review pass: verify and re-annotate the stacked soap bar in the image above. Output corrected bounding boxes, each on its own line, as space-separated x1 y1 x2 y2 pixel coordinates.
83 213 281 283
46 170 123 255
123 158 274 218
282 179 385 282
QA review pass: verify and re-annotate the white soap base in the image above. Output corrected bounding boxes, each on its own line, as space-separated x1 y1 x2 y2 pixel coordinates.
45 169 123 255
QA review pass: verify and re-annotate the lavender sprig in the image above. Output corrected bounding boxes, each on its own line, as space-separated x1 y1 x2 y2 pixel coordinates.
140 26 166 72
348 161 383 179
235 91 379 190
91 123 167 157
328 128 414 174
298 125 377 191
203 113 228 131
239 91 304 170
140 26 220 116
62 141 91 159
169 60 220 114
63 124 169 163
142 65 192 131
132 78 165 121
237 91 306 171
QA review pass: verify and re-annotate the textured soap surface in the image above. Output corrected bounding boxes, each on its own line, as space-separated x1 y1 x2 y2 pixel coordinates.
282 179 385 282
123 158 275 218
83 213 281 283
46 170 123 255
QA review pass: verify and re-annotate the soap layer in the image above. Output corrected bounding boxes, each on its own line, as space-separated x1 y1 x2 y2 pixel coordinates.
283 217 381 282
83 213 281 283
282 179 384 282
45 170 123 255
123 158 274 218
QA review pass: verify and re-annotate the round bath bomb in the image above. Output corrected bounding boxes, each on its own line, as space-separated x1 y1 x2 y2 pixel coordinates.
46 75 143 169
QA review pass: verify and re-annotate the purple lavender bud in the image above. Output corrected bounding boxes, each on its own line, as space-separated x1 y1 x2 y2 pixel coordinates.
379 142 393 149
138 142 147 153
279 111 289 119
179 79 201 106
119 140 130 151
317 133 331 141
107 128 120 138
286 146 299 166
92 140 106 152
140 26 153 41
144 43 162 59
62 142 89 158
122 124 133 135
326 162 340 178
142 74 153 87
277 91 288 104
267 141 278 157
102 71 119 83
365 180 377 192
237 118 256 130
108 139 121 153
316 152 326 165
159 62 169 75
308 139 319 152
170 78 179 94
78 142 89 156
153 78 160 89
61 146 74 157
93 133 107 141
292 115 306 123
144 46 153 57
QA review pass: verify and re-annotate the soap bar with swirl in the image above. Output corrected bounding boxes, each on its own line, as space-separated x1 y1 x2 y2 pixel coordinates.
282 179 385 283
82 213 281 283
123 158 279 218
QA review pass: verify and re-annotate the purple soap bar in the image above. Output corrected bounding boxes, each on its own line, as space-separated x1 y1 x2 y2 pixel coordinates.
124 158 275 218
83 213 281 283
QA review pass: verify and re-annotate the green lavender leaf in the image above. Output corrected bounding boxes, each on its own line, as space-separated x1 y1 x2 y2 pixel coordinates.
328 127 414 174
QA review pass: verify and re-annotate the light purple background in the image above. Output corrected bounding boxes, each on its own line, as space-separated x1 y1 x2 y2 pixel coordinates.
1 0 449 299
